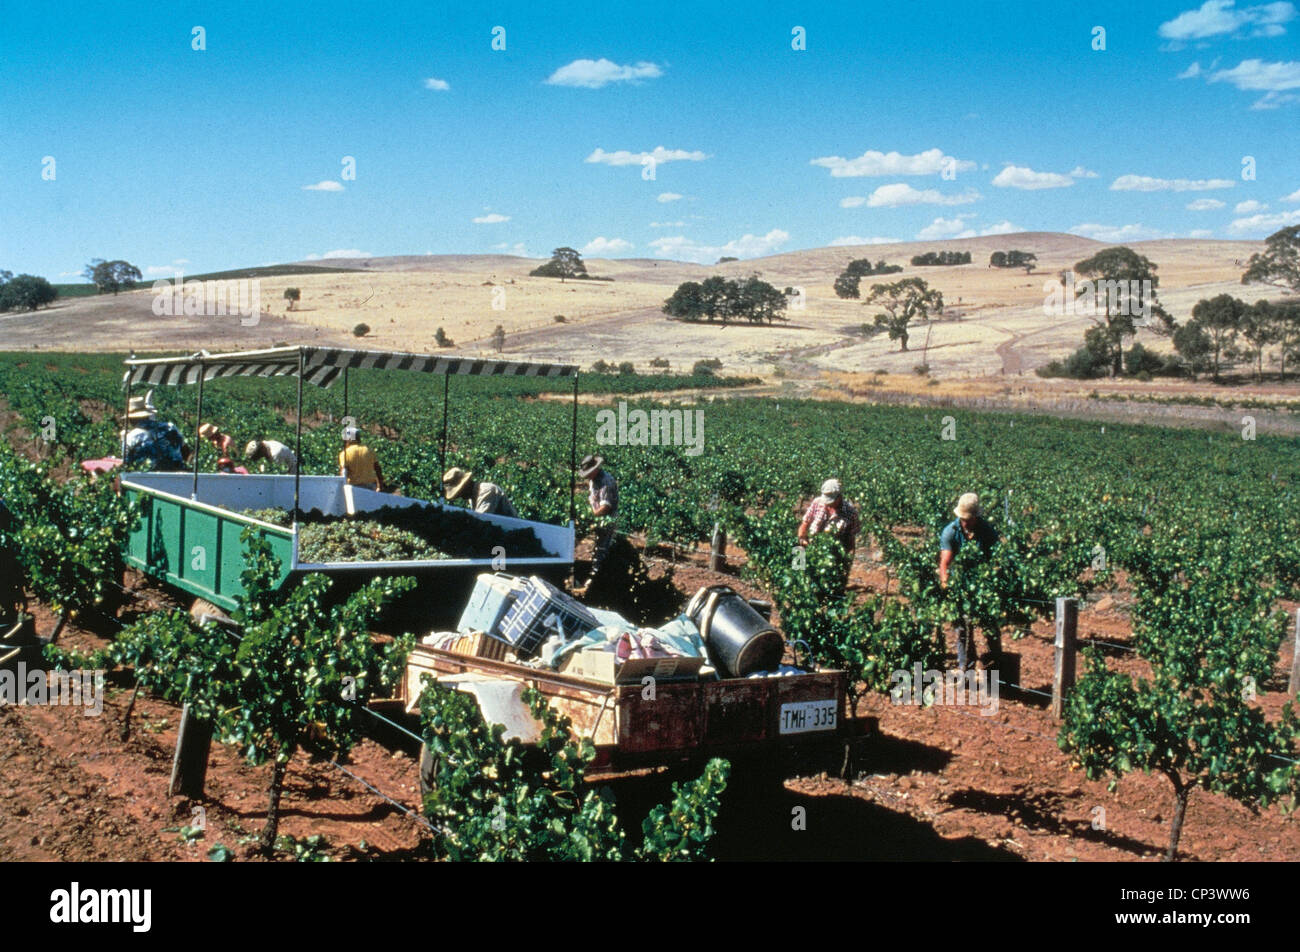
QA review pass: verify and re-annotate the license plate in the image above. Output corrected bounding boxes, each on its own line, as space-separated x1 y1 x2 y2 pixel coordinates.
779 699 837 735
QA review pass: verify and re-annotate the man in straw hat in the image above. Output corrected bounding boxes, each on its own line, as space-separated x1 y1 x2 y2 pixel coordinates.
939 492 1002 670
574 453 618 596
797 477 860 591
122 390 190 472
198 422 235 457
442 467 518 518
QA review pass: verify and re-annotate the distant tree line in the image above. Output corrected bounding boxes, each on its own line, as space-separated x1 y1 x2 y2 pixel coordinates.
989 250 1037 272
1039 228 1300 381
833 258 903 299
910 250 971 267
0 271 58 312
663 274 789 325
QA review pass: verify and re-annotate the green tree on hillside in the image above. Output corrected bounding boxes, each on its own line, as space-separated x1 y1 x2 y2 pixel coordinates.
529 247 587 281
1189 294 1245 380
0 273 58 312
1073 247 1170 377
1242 225 1300 292
865 277 944 352
83 259 142 295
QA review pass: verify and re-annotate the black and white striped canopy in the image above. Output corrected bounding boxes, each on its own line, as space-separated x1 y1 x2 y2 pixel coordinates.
123 346 578 388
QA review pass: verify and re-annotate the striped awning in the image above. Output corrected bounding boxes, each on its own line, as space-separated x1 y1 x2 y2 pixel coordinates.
123 346 578 388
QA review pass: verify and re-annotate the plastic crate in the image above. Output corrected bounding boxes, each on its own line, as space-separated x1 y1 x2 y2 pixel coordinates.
457 572 530 636
497 576 600 657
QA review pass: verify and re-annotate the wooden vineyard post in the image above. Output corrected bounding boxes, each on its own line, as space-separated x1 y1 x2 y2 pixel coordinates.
1289 610 1300 697
709 523 727 572
1051 597 1078 721
169 704 213 798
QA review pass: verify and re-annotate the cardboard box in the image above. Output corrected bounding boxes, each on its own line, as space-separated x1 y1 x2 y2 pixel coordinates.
561 647 704 685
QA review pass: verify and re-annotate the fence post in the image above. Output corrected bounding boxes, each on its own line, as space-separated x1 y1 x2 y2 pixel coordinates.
709 523 727 572
1289 610 1300 696
1051 597 1078 720
169 704 212 798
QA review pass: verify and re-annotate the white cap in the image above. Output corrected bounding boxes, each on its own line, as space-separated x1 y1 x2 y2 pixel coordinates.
342 426 359 441
821 478 842 497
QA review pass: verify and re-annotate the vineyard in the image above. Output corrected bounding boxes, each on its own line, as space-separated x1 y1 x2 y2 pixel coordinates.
0 349 1297 862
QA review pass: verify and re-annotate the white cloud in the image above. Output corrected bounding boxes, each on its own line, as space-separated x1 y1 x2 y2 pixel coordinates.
1158 1 1296 41
829 236 900 246
1228 208 1300 232
979 220 1021 236
1283 187 1300 201
648 229 790 264
304 249 373 260
1070 223 1171 242
866 183 980 207
649 221 686 228
1111 174 1235 192
493 242 530 256
1189 229 1216 237
1070 166 1100 179
809 147 976 178
917 217 977 240
1187 198 1227 209
839 196 867 208
585 146 708 167
472 213 511 224
1178 61 1204 78
657 192 683 203
991 165 1076 190
1235 199 1269 213
545 58 662 88
580 237 634 256
423 77 450 91
1209 57 1300 88
145 265 176 276
302 180 344 192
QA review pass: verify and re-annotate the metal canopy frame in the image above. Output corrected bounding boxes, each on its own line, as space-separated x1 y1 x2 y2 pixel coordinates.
122 346 581 525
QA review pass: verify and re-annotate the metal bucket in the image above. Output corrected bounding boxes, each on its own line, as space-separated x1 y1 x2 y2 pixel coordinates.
686 585 784 679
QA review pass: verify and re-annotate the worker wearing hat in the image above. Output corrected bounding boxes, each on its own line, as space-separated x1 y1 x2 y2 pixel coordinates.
442 467 518 519
797 478 860 591
198 422 235 457
339 425 383 491
122 390 190 472
245 438 299 475
939 492 1002 670
574 454 618 596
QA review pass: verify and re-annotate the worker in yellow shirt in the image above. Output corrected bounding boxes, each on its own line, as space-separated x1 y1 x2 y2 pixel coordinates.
339 426 384 491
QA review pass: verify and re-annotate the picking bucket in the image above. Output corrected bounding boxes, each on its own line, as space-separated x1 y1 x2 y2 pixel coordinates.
686 585 784 679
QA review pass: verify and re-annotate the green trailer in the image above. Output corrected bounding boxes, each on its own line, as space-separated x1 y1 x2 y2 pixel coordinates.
119 347 581 627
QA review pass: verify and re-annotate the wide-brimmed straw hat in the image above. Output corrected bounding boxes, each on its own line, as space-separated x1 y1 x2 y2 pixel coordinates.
954 492 982 519
578 454 604 479
820 478 842 499
199 423 219 439
442 467 474 500
126 390 158 421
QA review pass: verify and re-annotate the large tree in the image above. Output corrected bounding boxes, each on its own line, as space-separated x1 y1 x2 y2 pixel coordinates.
1074 247 1170 377
1242 224 1300 293
1238 301 1276 381
0 273 58 312
1257 298 1300 378
83 259 142 295
529 247 587 281
865 277 944 352
1190 293 1245 380
662 280 706 321
736 274 788 324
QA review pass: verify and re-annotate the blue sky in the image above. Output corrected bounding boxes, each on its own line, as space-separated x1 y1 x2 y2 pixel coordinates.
3 0 1298 278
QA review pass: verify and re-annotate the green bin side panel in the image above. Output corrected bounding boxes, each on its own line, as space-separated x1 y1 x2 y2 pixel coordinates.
122 487 293 613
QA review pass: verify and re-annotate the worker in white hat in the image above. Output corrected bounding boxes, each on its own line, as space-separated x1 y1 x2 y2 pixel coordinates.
574 453 618 596
797 478 860 590
938 492 1002 670
245 438 299 475
122 390 191 472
